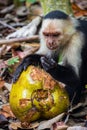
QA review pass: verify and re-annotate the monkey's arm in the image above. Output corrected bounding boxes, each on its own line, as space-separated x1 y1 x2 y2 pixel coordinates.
48 65 81 103
13 54 42 83
41 57 82 103
41 57 80 86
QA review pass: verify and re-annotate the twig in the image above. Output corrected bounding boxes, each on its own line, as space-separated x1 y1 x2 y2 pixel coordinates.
37 113 65 130
0 20 16 31
0 4 14 14
0 35 39 45
64 92 86 124
64 92 76 124
0 68 7 77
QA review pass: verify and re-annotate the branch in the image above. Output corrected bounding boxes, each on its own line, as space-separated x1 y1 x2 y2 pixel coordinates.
0 35 39 45
0 20 16 31
37 113 65 130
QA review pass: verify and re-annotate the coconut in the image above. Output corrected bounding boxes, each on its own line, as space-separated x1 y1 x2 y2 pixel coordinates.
10 65 69 125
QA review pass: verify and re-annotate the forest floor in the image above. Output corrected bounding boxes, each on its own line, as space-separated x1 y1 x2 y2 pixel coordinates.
0 0 87 130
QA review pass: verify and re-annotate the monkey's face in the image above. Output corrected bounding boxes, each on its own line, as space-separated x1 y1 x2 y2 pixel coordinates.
40 19 65 50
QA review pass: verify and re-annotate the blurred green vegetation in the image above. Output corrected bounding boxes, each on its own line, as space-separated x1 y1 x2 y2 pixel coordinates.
40 0 73 15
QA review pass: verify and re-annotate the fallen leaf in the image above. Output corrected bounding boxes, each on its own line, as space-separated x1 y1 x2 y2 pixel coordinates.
0 78 5 88
67 126 87 130
53 122 68 130
0 114 8 127
4 82 12 91
2 104 15 118
37 113 65 130
9 122 22 130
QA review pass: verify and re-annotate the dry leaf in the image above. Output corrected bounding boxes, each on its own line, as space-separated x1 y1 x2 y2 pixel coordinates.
0 114 9 127
67 126 87 130
4 82 12 91
9 122 22 130
53 122 68 130
0 78 5 88
37 113 65 130
71 3 87 17
6 16 42 39
2 104 15 118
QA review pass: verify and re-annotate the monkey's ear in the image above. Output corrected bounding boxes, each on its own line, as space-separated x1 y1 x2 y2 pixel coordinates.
6 16 43 39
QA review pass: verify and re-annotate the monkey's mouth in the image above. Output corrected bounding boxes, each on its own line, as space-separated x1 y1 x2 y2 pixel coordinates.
46 44 58 50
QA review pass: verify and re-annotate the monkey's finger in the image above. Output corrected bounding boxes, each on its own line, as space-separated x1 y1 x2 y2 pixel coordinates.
41 57 55 67
41 57 51 70
13 73 20 83
13 65 24 83
48 58 56 66
23 59 37 70
13 59 33 83
23 61 31 70
24 63 29 70
41 56 49 62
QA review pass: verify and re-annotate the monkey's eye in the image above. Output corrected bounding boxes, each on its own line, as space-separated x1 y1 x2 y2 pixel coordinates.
43 32 49 37
53 33 61 37
43 32 61 37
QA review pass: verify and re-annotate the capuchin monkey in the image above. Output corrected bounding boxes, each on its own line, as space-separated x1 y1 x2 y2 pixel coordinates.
13 10 87 104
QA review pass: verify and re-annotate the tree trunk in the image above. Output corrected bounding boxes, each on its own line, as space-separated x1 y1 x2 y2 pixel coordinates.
13 0 25 7
40 0 73 15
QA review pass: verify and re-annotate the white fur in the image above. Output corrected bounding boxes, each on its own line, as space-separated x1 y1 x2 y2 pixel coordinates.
61 32 84 75
36 19 64 56
36 18 84 76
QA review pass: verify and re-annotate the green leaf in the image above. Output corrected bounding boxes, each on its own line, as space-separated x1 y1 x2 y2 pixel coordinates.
19 0 25 2
58 53 63 63
26 0 36 3
8 67 13 73
7 57 19 66
85 85 87 89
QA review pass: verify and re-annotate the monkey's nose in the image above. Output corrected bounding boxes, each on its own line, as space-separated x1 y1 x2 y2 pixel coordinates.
48 41 55 47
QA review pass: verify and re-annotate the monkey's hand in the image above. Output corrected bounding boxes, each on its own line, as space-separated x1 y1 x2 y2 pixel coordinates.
13 54 41 83
41 56 57 71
